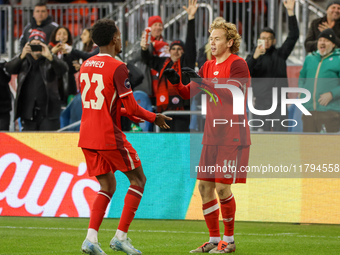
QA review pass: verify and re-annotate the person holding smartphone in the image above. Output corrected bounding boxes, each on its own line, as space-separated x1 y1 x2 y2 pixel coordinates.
5 28 68 131
245 0 299 132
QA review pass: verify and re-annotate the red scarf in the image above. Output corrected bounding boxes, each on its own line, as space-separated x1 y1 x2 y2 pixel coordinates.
156 58 182 112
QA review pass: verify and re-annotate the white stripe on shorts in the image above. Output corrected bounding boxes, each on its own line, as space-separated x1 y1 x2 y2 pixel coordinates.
124 147 135 170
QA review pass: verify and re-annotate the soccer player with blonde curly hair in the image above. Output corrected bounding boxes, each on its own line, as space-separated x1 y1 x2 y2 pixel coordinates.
163 18 251 254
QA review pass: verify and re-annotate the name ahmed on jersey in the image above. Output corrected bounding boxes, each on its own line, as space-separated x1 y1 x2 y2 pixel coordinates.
84 60 105 68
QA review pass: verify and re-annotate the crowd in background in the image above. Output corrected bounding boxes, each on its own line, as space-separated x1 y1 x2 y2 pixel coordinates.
1 1 340 133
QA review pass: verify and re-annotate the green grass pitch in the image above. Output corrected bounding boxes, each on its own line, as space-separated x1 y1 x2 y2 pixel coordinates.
0 216 339 254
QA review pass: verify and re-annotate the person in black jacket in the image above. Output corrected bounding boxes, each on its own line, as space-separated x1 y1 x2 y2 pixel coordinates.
19 3 59 51
245 0 298 132
0 60 12 131
140 0 198 132
6 29 68 131
304 1 340 53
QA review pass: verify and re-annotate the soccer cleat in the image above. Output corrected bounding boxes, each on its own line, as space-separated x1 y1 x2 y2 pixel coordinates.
110 236 142 255
189 242 218 253
209 241 236 253
81 238 107 255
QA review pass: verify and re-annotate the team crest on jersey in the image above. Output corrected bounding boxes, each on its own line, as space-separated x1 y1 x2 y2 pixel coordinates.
124 79 131 89
172 97 180 104
213 71 219 75
160 95 166 103
135 153 140 161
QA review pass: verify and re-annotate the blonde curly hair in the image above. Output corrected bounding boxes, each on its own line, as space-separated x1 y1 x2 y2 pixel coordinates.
209 17 241 54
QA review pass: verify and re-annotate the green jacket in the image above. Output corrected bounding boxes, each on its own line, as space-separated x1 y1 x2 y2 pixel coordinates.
299 48 340 112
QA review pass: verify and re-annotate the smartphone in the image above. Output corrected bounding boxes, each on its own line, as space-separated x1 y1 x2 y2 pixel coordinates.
144 27 151 45
30 44 42 52
257 39 265 49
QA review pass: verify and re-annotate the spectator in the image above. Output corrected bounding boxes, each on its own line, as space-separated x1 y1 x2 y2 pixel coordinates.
140 0 198 132
80 27 97 53
305 1 340 53
0 59 12 131
72 27 98 71
5 29 68 131
245 0 298 132
49 26 78 105
299 29 340 133
66 29 100 62
130 15 169 97
19 3 58 51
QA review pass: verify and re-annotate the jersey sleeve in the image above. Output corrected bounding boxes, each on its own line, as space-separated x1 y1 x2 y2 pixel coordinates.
228 59 250 89
113 64 133 98
121 93 156 123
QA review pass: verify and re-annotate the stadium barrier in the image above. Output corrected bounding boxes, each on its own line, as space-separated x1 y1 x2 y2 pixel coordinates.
0 0 326 63
1 132 339 224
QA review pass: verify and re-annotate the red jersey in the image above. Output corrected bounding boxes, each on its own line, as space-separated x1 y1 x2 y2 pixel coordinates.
176 54 251 146
78 54 155 150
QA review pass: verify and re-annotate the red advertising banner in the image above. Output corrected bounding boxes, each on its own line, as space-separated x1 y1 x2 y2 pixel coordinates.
0 133 98 217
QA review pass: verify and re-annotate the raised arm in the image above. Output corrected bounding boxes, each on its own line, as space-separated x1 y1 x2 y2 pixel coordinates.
279 0 299 59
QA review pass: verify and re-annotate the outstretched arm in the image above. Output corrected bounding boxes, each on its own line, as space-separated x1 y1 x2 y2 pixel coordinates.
121 107 144 123
121 93 172 128
163 66 206 99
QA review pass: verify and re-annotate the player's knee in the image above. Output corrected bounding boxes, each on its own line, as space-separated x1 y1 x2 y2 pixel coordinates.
216 186 231 199
100 182 116 195
108 185 116 195
131 175 146 189
198 183 214 197
138 175 147 188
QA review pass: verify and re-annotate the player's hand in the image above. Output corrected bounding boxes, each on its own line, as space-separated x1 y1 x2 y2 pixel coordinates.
154 113 172 129
183 0 198 20
253 44 265 59
20 42 32 59
163 68 180 84
318 22 330 32
181 67 201 78
318 92 332 106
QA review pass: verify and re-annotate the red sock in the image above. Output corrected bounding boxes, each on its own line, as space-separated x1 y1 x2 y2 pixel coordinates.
88 190 112 231
203 199 220 237
118 185 144 232
220 194 236 236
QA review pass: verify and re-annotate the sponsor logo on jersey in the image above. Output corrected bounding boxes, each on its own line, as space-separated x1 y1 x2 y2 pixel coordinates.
172 97 180 104
224 174 232 179
214 71 219 75
135 153 140 161
124 79 131 89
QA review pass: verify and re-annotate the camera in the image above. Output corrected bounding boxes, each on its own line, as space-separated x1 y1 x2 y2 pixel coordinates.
30 44 42 52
